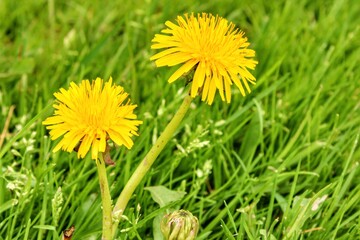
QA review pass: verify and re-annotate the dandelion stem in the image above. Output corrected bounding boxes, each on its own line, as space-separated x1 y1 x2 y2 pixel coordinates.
96 154 113 240
111 94 193 237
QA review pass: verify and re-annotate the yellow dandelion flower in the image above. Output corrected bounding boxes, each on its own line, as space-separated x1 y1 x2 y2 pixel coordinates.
150 13 258 105
43 77 143 160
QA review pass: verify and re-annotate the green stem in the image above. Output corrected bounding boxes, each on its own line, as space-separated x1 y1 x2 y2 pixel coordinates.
111 94 193 237
96 154 113 240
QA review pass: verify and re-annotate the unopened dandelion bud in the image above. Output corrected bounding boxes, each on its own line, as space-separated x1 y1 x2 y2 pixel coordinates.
161 210 199 240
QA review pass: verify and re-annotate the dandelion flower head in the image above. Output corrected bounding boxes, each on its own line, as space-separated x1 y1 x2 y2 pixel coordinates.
43 77 143 159
150 13 258 105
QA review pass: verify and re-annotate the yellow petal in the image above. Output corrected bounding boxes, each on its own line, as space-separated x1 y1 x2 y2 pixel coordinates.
207 79 217 105
155 53 192 67
150 48 181 61
78 135 92 158
92 139 99 160
168 59 198 83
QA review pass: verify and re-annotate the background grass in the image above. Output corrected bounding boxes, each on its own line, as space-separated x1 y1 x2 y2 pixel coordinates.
1 0 360 239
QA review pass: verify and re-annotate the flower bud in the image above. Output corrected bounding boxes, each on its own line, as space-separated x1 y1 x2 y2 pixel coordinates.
161 210 199 240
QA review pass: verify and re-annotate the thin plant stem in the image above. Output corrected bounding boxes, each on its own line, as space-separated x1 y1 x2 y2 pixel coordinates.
111 94 193 237
96 153 113 240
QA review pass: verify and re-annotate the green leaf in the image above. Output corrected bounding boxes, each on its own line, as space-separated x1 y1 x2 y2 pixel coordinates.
220 219 236 240
153 214 164 240
32 225 56 231
145 186 186 208
239 99 263 161
0 199 18 214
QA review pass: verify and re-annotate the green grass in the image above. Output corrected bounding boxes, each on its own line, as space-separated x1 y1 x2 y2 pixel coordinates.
1 0 360 239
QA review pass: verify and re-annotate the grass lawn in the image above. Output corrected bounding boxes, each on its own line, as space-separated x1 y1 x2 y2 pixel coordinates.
1 0 360 239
